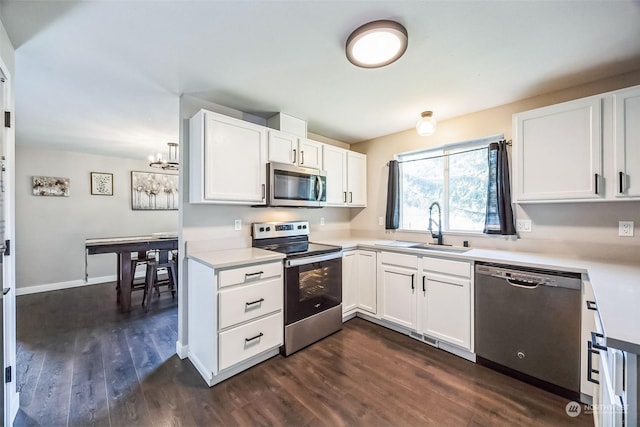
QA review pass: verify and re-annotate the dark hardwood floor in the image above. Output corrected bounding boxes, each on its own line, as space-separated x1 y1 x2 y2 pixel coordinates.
14 282 592 426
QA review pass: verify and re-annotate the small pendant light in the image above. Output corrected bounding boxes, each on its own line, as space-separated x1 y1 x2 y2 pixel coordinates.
416 111 437 136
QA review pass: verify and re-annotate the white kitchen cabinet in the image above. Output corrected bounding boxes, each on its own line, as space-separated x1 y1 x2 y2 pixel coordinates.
342 249 377 316
190 109 267 204
420 257 472 351
378 252 418 330
614 86 640 198
347 151 367 206
268 129 322 169
342 250 358 314
322 146 367 207
513 96 603 202
187 258 283 386
323 144 348 205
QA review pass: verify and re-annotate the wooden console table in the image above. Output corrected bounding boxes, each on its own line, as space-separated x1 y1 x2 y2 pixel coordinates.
85 234 178 312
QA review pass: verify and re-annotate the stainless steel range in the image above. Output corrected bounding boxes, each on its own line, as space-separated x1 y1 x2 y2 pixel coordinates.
252 221 343 356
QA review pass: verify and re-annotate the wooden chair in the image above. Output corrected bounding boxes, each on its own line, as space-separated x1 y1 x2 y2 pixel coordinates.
116 250 155 304
142 250 178 311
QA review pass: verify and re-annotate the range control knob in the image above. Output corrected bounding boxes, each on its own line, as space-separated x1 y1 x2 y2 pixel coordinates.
259 227 265 232
266 227 271 232
517 351 525 359
303 225 307 229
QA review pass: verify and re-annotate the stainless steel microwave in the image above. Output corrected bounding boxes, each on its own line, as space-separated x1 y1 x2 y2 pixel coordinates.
267 162 326 207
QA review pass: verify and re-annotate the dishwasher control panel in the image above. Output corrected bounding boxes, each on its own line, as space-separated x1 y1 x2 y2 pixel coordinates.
475 263 582 290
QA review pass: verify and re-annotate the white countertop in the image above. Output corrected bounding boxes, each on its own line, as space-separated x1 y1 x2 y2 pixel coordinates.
315 238 640 354
187 247 284 270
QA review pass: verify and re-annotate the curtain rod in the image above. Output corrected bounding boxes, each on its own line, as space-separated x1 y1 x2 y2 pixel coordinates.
387 139 512 166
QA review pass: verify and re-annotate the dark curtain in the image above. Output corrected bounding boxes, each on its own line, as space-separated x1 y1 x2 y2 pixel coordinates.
484 141 516 235
385 160 400 230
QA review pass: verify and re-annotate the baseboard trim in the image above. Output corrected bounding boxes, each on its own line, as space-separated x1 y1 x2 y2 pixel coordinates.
176 341 189 359
17 275 116 296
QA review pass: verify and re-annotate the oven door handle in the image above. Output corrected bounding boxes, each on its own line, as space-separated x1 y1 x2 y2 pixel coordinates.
285 251 342 267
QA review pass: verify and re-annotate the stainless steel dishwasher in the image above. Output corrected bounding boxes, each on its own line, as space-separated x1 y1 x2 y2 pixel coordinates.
475 262 582 400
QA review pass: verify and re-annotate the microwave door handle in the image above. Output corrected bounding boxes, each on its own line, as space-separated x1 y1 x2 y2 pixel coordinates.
315 176 324 201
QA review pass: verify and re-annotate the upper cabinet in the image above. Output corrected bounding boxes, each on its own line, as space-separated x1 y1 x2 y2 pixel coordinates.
190 110 267 205
513 96 603 202
322 145 367 207
513 84 640 203
614 86 640 198
268 130 322 169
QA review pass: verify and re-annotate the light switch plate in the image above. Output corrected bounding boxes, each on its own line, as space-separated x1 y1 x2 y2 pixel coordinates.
234 219 241 231
619 221 634 237
378 217 384 226
320 217 325 226
516 219 532 233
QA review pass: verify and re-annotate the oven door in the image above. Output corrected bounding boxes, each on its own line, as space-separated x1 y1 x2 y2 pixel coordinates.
284 252 342 325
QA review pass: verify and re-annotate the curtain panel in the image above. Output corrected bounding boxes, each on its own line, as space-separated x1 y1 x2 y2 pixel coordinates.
483 141 516 235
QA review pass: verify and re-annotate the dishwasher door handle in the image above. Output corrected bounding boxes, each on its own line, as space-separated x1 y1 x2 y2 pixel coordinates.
506 278 540 289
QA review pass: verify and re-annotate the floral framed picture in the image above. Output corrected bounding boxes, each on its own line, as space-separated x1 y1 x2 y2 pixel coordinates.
131 171 178 210
32 176 70 197
90 172 113 196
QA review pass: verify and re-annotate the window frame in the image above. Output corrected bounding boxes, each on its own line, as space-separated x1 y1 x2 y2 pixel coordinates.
396 134 503 235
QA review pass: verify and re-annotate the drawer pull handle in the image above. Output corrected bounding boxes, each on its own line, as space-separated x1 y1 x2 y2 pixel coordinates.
245 271 264 278
245 298 265 306
587 340 600 384
591 331 607 351
245 332 264 343
586 300 597 311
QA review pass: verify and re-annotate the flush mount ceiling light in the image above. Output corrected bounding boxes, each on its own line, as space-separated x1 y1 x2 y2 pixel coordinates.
346 20 408 68
149 142 179 170
416 111 437 136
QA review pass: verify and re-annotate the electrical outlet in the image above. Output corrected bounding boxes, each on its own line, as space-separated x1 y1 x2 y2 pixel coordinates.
516 219 532 233
619 221 634 237
234 219 241 231
378 217 384 226
320 217 325 226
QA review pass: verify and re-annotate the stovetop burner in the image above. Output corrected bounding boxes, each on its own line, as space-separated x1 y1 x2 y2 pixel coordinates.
252 221 341 258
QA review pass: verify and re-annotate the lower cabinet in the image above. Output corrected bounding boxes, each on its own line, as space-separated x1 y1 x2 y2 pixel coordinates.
342 249 377 316
187 258 283 386
378 252 418 331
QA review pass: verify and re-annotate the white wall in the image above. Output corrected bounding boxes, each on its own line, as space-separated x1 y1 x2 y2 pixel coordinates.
15 146 178 291
350 70 640 262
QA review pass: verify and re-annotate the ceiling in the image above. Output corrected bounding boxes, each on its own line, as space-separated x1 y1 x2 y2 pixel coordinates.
1 0 640 159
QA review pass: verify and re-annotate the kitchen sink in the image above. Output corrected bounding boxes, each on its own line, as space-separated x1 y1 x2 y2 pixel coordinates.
407 243 470 254
375 241 470 254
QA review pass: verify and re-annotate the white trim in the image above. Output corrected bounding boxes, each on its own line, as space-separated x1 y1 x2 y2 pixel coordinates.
16 275 117 295
176 341 188 359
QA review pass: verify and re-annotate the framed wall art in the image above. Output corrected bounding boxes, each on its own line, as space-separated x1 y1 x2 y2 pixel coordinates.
32 176 70 197
131 171 178 210
90 172 113 196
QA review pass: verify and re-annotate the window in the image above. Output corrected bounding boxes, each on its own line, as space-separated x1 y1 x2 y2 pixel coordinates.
398 136 500 233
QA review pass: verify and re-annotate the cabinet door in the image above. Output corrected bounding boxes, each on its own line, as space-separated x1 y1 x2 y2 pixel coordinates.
347 151 367 206
268 130 297 165
379 264 417 330
203 112 267 203
514 96 602 201
323 145 348 206
614 86 640 198
298 138 323 169
356 250 377 314
422 272 471 350
342 251 358 314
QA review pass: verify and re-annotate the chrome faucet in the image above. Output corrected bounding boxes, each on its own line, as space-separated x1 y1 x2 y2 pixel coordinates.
428 201 443 246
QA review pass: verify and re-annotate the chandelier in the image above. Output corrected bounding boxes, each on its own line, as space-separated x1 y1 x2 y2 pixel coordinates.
149 142 179 170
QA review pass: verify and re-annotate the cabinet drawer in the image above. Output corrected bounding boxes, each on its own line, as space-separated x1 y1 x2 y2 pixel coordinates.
379 251 418 269
422 257 471 278
219 277 283 329
218 261 282 289
219 311 283 371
